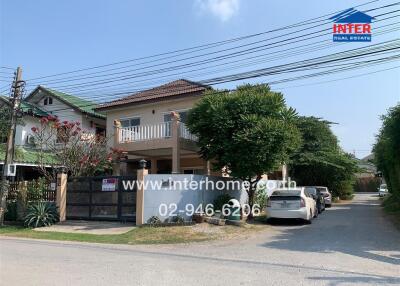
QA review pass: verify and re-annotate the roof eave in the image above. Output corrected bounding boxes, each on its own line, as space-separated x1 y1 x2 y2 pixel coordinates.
95 90 206 112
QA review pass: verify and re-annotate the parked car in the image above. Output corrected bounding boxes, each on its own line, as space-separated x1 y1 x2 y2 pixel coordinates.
378 184 389 197
266 188 317 224
305 187 325 214
313 186 332 207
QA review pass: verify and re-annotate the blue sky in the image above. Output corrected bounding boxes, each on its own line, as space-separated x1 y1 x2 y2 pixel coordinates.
1 0 399 158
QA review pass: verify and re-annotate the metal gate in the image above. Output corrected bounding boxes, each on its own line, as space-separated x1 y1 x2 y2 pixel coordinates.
66 176 137 222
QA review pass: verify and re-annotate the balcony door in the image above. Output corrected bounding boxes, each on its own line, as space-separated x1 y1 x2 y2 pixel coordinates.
120 117 141 141
120 117 140 128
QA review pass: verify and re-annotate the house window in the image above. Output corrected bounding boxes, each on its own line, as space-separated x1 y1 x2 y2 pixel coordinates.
163 111 188 123
120 117 140 128
43 97 53 106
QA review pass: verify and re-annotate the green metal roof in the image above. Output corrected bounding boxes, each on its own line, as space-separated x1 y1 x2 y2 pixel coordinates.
0 145 56 165
39 86 105 119
20 101 49 117
0 96 49 117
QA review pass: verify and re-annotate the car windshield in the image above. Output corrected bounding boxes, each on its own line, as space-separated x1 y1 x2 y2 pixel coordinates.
380 184 387 188
272 190 301 196
316 187 328 192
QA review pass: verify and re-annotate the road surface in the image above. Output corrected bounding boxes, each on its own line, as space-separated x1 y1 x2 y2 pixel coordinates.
1 193 399 285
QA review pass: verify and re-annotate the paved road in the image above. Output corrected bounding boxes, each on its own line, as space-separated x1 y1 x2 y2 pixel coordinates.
1 193 399 286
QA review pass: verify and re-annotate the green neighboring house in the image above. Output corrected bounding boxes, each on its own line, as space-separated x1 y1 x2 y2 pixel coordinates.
0 86 106 180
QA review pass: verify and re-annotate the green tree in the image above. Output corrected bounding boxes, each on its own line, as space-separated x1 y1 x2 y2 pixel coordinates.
187 84 301 209
374 104 400 203
0 103 24 143
289 116 358 199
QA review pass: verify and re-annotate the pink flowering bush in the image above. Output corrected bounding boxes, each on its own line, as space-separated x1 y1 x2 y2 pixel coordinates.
31 116 122 179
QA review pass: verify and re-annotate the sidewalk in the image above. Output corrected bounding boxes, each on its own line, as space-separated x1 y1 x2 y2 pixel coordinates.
34 220 136 235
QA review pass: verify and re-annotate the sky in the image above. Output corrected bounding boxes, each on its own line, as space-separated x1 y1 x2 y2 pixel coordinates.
1 0 399 158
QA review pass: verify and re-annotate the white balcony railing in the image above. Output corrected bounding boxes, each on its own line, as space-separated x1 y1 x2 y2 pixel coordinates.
119 122 198 143
179 123 198 141
119 122 171 143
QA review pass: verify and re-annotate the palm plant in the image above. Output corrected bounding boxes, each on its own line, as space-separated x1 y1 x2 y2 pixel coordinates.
24 202 59 228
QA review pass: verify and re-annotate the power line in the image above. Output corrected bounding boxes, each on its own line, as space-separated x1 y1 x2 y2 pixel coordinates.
273 65 400 90
28 9 400 93
57 23 400 98
24 0 386 83
41 48 400 114
46 40 400 104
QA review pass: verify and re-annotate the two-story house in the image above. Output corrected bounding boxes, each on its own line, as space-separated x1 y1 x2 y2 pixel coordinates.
0 86 106 180
96 79 217 176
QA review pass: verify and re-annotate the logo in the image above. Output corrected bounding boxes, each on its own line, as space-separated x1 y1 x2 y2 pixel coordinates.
330 8 374 42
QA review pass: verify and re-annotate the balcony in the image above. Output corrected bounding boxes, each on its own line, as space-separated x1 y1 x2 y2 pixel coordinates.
118 122 197 143
113 120 200 174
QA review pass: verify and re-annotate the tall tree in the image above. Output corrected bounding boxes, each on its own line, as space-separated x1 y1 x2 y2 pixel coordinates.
289 116 358 199
187 84 301 209
374 104 400 201
0 104 24 143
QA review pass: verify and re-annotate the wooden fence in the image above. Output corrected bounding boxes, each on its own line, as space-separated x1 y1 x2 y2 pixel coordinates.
6 180 56 202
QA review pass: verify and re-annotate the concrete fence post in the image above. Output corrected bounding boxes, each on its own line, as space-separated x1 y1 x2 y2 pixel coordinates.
16 181 28 221
56 171 68 222
136 160 148 225
113 120 122 176
171 112 181 174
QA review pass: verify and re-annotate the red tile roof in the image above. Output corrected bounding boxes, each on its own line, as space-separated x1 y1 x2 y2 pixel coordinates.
96 79 210 110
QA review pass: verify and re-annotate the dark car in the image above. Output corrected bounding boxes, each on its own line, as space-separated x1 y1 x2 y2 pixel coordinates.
305 187 325 214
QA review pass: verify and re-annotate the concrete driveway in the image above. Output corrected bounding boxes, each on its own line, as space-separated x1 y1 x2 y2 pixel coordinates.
1 193 399 285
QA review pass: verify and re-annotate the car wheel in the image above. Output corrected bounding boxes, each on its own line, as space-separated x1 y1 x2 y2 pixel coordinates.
305 212 312 224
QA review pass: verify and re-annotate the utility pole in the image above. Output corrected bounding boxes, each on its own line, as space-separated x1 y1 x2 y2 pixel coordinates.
0 67 23 225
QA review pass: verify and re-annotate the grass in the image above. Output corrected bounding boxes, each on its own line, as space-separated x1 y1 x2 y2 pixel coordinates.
0 223 264 245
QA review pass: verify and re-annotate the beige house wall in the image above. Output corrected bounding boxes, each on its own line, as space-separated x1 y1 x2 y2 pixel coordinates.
104 95 201 150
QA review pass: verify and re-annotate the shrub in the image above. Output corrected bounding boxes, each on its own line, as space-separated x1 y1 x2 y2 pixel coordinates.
5 201 17 221
213 194 233 211
147 215 161 225
334 180 355 200
354 178 381 193
24 202 59 228
382 195 400 214
171 215 185 223
255 184 267 209
27 178 48 202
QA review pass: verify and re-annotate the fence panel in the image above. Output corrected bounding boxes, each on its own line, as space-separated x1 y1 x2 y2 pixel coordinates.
67 176 137 222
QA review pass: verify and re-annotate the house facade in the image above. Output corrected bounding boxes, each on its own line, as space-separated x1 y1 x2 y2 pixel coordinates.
0 86 106 180
96 79 218 176
25 86 106 136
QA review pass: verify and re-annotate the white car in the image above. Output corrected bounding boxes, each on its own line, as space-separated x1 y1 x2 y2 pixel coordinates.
378 184 389 197
266 188 317 224
314 186 332 207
